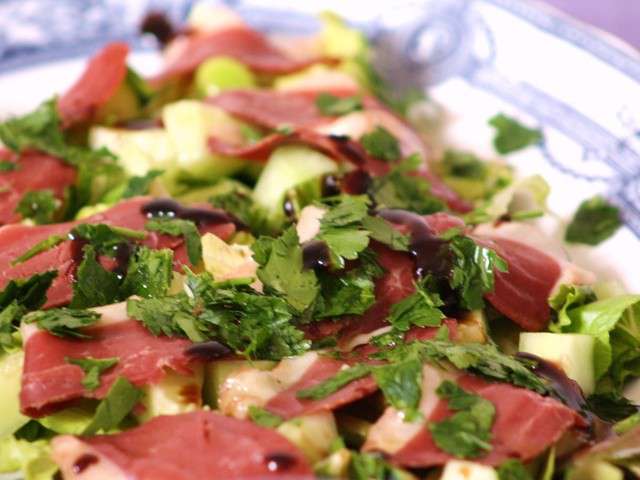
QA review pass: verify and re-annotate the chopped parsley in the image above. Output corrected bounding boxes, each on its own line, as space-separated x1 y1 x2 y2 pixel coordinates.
209 185 266 233
70 223 147 256
253 227 319 313
248 406 283 428
120 247 173 299
586 392 640 423
489 113 542 154
348 451 408 480
83 377 143 435
0 270 57 311
66 356 119 391
297 363 371 400
314 265 377 318
565 195 622 245
146 218 202 265
497 459 533 480
428 380 496 458
70 245 122 308
16 190 58 224
11 234 65 266
368 154 445 214
120 169 163 199
315 93 363 116
372 355 424 420
442 149 488 179
360 126 401 162
0 161 17 171
25 308 101 338
361 216 409 251
0 303 25 353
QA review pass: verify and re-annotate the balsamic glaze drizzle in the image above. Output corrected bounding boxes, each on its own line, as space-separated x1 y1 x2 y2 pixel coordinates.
142 198 245 229
72 454 99 474
140 11 176 46
264 453 297 472
184 341 232 361
302 240 331 270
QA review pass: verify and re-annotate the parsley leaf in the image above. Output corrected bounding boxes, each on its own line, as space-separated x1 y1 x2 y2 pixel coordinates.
497 459 533 480
297 363 371 400
16 190 58 224
349 451 407 480
0 99 64 154
385 276 444 337
315 93 363 116
70 245 122 308
209 185 266 233
248 406 283 428
368 154 445 214
119 169 163 200
146 218 202 265
0 270 57 311
586 392 639 423
442 149 488 179
0 161 17 171
25 308 101 338
253 227 319 312
66 356 119 391
70 223 147 256
83 377 143 435
11 234 65 266
361 216 409 251
489 113 542 154
127 295 191 338
565 195 622 245
360 126 401 162
448 233 508 310
372 356 424 420
121 247 173 299
314 268 376 319
0 302 25 353
429 380 496 458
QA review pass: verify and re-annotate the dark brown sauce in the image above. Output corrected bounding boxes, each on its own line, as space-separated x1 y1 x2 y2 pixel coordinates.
185 341 232 360
283 198 296 220
142 198 245 229
140 11 176 46
69 238 88 275
378 209 451 278
72 453 99 474
116 118 164 130
265 453 297 472
179 384 201 405
302 240 331 270
341 169 371 195
328 134 367 166
321 174 341 197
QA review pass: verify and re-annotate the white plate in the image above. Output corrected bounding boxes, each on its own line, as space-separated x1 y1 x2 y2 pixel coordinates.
1 0 640 475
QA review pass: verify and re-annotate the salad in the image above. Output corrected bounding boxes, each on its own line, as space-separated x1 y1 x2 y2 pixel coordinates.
0 3 638 480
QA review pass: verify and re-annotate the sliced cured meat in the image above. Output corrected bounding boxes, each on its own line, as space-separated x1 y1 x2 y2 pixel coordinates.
20 302 194 417
391 374 583 467
51 411 313 480
152 27 320 85
58 42 129 128
473 223 595 331
264 355 378 419
0 197 236 308
0 150 76 225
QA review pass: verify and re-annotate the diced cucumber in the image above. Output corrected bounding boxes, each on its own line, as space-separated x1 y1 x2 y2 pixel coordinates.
314 448 352 478
39 403 95 435
194 57 256 98
89 127 176 176
441 460 498 480
162 100 246 183
276 412 338 464
0 351 28 438
203 360 275 409
519 332 595 394
456 310 488 344
252 146 337 228
137 366 204 422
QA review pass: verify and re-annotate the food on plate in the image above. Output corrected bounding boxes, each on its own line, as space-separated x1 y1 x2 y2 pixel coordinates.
0 4 637 479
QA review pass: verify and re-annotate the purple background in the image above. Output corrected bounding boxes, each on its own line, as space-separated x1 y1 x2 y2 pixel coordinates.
542 0 640 49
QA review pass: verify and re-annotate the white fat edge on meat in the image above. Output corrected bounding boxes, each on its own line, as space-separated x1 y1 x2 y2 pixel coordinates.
201 232 261 290
473 222 596 294
218 351 319 419
363 364 458 455
341 326 392 352
296 205 326 243
313 108 427 159
20 301 130 344
51 436 127 480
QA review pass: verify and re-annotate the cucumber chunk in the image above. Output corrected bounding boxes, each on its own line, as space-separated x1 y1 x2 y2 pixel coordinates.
277 412 338 464
195 57 256 98
203 360 275 409
519 332 595 394
137 366 204 422
0 351 28 438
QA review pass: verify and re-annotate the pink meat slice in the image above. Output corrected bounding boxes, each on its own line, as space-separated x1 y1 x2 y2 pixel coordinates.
0 197 236 308
20 319 194 418
0 150 77 225
58 42 129 128
151 27 321 84
393 374 584 467
52 411 314 480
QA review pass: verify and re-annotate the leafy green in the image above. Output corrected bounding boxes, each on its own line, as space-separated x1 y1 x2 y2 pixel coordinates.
121 247 173 299
66 356 119 391
297 363 371 400
315 93 363 116
0 99 64 155
429 380 496 458
368 154 445 214
442 149 488 179
253 226 319 312
372 355 424 420
348 451 408 480
16 190 58 224
447 233 508 310
248 406 284 428
548 284 596 331
586 392 639 423
83 377 143 435
0 302 24 352
125 67 154 106
11 234 65 266
25 308 101 338
127 295 190 338
0 270 57 311
488 113 542 154
387 276 444 334
0 161 17 171
497 459 533 480
314 267 377 318
70 245 122 308
565 196 622 246
360 126 401 162
361 215 409 251
209 185 266 233
146 218 202 265
70 223 147 256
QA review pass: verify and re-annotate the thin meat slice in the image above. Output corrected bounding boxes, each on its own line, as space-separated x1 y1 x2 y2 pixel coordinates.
264 355 378 420
20 302 194 417
51 411 313 480
0 150 76 225
0 197 236 308
58 42 129 128
152 27 320 85
392 374 583 467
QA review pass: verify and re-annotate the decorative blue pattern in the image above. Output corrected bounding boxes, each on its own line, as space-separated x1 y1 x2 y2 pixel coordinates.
1 0 640 236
